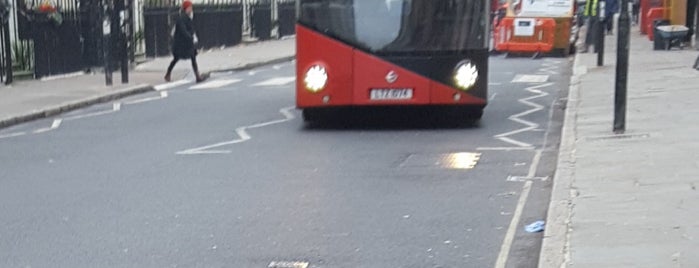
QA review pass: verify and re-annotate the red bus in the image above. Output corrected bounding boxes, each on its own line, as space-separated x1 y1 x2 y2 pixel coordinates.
296 1 490 122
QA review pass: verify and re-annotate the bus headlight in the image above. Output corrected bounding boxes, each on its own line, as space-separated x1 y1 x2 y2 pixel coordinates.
454 60 479 90
304 65 328 92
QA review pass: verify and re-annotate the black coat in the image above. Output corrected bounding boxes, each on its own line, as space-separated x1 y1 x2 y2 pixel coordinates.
172 13 197 59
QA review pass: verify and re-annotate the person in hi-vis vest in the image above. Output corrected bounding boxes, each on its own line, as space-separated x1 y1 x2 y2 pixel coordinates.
580 0 599 53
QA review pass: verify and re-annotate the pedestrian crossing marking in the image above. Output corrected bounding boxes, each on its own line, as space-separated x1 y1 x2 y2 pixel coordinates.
511 75 549 83
253 77 296 87
189 79 242 90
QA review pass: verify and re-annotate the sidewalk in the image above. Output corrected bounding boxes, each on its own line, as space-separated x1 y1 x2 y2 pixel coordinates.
0 38 295 129
540 28 699 267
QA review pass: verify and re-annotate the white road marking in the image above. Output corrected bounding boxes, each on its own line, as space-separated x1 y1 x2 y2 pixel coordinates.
154 79 190 91
177 106 296 155
507 176 549 182
495 60 561 267
477 147 535 151
64 103 121 121
0 131 27 139
539 59 561 75
189 79 242 90
124 91 169 105
268 261 309 268
33 119 63 134
489 82 503 86
512 75 549 83
527 150 543 177
253 77 296 87
273 64 283 70
494 180 533 268
489 93 498 101
493 82 553 148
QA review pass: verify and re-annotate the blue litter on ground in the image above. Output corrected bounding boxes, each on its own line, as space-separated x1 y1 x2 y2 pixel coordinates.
525 220 546 233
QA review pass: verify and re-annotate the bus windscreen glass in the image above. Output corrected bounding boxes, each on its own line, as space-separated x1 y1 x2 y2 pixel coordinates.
299 0 488 53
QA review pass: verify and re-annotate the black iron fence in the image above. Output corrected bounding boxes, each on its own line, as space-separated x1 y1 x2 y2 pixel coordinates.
0 0 296 82
143 0 296 57
143 0 244 57
15 0 86 78
195 4 244 48
277 0 295 37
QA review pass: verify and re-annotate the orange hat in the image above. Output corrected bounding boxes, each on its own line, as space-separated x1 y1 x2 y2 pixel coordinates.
182 0 192 10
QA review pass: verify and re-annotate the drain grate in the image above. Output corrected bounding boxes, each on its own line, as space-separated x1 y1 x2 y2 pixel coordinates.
400 152 481 170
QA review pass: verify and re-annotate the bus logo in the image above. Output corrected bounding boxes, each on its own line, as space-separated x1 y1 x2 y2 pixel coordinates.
385 71 398 84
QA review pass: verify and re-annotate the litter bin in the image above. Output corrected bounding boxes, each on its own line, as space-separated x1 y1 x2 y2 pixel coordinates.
653 19 670 50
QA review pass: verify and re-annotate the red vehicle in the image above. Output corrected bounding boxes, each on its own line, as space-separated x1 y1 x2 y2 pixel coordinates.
296 0 491 122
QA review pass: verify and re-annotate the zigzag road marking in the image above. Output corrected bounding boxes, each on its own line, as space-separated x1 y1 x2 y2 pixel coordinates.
493 82 554 149
539 59 560 75
177 106 296 155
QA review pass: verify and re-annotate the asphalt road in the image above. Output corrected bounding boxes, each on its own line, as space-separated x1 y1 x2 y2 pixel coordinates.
0 56 571 268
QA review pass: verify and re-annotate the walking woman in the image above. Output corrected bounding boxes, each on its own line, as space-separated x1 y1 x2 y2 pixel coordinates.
164 0 204 83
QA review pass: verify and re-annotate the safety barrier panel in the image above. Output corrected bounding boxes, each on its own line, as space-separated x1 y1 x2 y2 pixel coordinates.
645 8 668 41
494 17 557 54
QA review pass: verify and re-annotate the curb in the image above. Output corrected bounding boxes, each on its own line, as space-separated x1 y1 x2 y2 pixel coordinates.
0 55 296 130
538 54 585 268
202 56 296 77
0 84 154 130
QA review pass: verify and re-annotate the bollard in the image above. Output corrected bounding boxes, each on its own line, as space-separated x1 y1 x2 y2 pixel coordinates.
615 0 630 133
597 2 604 66
102 1 113 86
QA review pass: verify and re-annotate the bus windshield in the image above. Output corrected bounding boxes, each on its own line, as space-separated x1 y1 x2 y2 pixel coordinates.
299 0 489 53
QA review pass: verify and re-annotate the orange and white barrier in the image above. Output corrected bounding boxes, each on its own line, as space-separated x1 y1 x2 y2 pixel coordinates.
494 17 557 54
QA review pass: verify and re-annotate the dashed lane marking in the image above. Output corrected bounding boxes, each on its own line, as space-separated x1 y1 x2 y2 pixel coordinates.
177 106 296 155
253 77 296 87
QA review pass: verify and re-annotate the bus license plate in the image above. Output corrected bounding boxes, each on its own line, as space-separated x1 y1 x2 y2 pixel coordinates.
370 88 413 100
